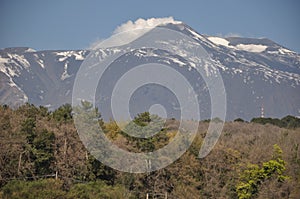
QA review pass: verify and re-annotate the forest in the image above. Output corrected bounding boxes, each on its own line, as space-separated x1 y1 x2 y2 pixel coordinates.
0 103 300 198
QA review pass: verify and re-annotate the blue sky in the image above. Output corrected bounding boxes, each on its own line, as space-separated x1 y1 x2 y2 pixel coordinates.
1 0 300 52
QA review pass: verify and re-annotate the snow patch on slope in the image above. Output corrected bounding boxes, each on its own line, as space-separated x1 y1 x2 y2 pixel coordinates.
168 57 186 66
0 58 29 103
61 61 71 80
8 54 30 68
0 56 20 77
25 48 36 53
186 28 204 40
33 54 45 68
236 44 267 53
37 59 44 68
208 37 267 53
55 51 86 62
207 37 231 47
278 48 293 54
0 57 10 64
74 51 85 60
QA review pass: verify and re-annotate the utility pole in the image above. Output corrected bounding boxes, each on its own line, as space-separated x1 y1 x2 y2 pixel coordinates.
260 96 264 118
261 105 264 118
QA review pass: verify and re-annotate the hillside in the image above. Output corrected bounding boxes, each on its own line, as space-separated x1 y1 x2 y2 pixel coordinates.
0 104 300 198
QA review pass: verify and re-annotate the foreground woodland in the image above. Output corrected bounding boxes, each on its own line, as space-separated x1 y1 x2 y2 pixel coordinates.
0 104 300 198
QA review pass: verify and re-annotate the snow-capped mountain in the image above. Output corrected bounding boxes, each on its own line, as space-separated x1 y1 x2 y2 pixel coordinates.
0 23 299 121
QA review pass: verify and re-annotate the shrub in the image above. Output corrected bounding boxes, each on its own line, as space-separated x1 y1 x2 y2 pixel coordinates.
236 144 289 199
1 179 65 199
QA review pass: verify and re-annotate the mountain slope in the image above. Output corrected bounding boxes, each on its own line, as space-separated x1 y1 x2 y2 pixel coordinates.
0 23 299 120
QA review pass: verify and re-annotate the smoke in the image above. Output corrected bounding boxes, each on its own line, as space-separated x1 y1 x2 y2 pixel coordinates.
90 17 181 49
113 17 181 34
224 32 242 38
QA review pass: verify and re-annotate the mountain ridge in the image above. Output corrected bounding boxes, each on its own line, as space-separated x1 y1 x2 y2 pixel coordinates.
0 23 299 120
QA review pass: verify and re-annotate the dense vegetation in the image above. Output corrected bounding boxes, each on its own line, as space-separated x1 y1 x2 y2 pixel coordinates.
0 103 300 198
251 116 300 129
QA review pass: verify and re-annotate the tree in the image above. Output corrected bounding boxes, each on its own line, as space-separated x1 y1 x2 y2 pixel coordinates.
123 113 165 152
236 144 289 199
133 112 151 126
21 118 36 144
281 115 300 129
16 103 39 119
32 129 55 175
86 154 116 184
52 104 73 122
234 118 245 123
20 118 55 176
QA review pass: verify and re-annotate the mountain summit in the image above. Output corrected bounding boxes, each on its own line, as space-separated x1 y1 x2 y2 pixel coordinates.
0 23 299 120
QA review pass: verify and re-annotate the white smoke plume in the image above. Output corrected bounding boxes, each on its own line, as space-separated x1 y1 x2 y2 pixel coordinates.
113 17 181 34
90 17 181 49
